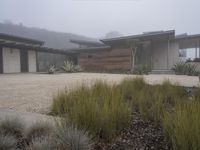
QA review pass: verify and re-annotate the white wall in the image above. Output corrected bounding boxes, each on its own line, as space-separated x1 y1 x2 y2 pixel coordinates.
168 41 180 69
28 50 36 72
2 47 20 73
152 41 168 70
152 40 180 70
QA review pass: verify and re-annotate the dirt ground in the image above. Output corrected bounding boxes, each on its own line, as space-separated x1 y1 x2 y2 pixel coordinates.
0 73 199 114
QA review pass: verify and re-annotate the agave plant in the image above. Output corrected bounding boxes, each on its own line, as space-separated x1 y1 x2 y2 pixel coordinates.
74 65 83 72
48 65 56 74
62 60 74 73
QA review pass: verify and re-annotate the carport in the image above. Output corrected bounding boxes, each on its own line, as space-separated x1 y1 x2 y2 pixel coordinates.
176 34 200 58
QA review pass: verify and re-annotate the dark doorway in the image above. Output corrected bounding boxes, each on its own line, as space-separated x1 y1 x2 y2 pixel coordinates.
20 50 28 72
0 47 3 74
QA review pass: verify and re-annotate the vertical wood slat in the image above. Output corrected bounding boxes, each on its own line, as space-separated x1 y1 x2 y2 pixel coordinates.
79 48 131 71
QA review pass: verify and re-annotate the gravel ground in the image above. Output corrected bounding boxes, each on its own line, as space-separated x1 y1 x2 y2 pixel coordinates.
96 111 169 150
0 73 199 114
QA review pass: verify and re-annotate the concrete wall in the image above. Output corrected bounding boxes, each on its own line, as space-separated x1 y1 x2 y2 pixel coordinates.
2 47 21 73
152 41 168 70
168 41 180 69
152 40 180 70
28 50 36 72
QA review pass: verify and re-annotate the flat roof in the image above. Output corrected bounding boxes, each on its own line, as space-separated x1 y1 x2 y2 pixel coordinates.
176 34 200 49
0 40 75 55
68 46 111 53
100 30 175 44
70 39 104 47
0 33 44 45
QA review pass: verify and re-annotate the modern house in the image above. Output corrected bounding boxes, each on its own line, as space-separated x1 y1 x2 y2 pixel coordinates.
0 33 74 73
71 30 200 73
1 30 200 74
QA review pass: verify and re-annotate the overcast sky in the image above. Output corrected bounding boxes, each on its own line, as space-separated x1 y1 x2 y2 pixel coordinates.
0 0 200 38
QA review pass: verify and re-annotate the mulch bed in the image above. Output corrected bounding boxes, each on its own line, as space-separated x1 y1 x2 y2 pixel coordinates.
95 111 169 150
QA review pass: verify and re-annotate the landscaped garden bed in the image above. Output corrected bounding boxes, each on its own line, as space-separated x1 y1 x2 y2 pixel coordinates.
51 78 200 150
1 77 200 150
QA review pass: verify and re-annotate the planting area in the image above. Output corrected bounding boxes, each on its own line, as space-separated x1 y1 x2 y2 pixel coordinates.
51 78 200 150
0 73 198 114
0 73 200 149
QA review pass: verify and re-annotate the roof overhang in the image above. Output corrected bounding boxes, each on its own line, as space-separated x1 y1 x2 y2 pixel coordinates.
0 41 75 55
176 34 200 49
70 39 105 47
0 33 44 46
100 30 175 46
69 46 111 53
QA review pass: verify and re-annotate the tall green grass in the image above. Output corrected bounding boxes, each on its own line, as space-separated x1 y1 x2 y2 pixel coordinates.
119 78 187 122
51 77 200 149
163 101 200 150
52 81 131 140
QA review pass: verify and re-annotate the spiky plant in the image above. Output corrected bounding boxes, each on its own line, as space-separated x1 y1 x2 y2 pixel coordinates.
25 122 53 142
26 137 53 150
0 117 24 138
53 124 94 150
48 65 56 74
62 60 74 72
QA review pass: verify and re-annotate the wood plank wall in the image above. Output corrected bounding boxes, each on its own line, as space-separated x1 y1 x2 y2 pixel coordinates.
79 48 132 71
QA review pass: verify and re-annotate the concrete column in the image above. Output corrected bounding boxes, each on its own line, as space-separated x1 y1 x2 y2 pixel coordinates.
199 40 200 58
195 42 198 58
167 39 170 69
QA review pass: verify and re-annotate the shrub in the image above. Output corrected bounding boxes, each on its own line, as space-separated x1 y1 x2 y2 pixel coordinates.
0 134 17 150
133 64 150 75
162 101 200 150
193 58 200 62
53 124 94 150
51 81 131 140
25 122 53 142
0 117 24 138
172 61 198 76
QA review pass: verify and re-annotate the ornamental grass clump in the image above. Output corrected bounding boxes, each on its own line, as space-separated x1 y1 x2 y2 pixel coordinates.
25 121 53 143
53 123 94 150
0 134 17 150
0 117 25 139
26 137 53 150
51 81 131 140
119 78 187 122
162 101 200 150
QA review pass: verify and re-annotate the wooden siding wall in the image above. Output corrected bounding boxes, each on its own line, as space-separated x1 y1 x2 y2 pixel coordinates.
79 48 132 71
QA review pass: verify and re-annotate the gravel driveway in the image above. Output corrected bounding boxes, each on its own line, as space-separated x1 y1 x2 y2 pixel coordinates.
0 73 199 114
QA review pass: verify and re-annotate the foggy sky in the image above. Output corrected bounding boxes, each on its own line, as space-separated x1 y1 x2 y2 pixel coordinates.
0 0 200 38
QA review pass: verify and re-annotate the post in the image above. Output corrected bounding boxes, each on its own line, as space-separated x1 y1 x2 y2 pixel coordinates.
199 40 200 58
130 44 137 72
195 42 198 58
167 39 170 69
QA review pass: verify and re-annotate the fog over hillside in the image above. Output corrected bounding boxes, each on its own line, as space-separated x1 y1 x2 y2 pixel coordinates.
0 22 97 50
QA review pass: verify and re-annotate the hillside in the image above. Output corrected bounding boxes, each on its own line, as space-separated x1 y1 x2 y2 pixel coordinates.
0 22 96 49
